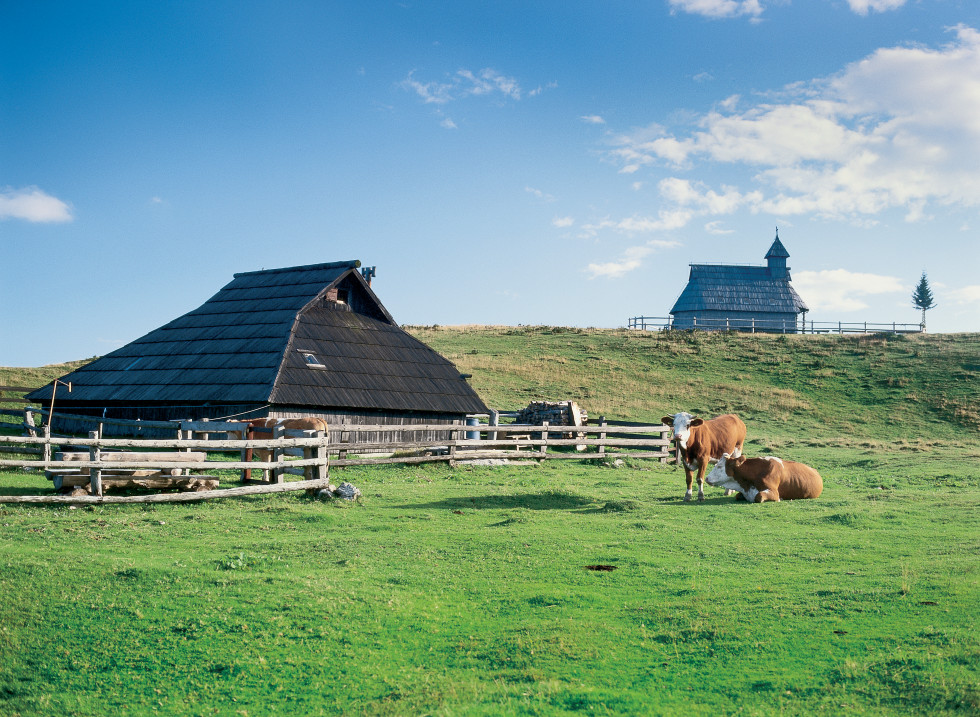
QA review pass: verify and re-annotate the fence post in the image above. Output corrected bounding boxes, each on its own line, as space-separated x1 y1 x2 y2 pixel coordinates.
314 430 328 481
43 423 51 466
598 417 606 458
539 421 549 457
272 423 285 483
88 430 102 497
752 317 756 334
24 408 38 438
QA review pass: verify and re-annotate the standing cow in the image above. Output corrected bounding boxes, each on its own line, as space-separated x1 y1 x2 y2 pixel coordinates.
233 417 330 480
706 453 823 502
661 413 747 502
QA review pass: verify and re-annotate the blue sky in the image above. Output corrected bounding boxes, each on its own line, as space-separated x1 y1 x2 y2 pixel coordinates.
3 0 979 366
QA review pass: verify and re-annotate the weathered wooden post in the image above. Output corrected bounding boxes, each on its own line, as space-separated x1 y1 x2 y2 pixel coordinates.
42 423 51 466
88 430 102 497
272 423 285 484
598 416 606 458
314 429 328 482
24 408 38 438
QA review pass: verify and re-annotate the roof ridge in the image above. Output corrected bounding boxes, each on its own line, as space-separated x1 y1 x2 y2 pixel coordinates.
233 260 361 278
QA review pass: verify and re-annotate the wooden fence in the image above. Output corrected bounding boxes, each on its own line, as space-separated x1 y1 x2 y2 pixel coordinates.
0 409 672 504
627 316 924 335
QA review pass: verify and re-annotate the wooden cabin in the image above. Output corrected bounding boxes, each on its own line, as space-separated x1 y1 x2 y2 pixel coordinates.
28 260 488 438
668 232 809 332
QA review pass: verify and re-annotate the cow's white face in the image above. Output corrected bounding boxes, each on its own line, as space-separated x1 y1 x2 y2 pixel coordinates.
668 412 695 448
706 453 742 492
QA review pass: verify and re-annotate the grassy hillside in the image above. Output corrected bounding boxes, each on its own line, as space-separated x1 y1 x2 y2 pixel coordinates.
1 328 978 716
408 326 979 439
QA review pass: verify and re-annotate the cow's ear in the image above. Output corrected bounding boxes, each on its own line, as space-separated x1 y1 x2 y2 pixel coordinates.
661 416 674 426
733 455 746 467
690 418 704 427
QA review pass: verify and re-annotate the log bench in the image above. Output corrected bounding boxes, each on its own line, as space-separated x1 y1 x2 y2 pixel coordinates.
45 451 217 493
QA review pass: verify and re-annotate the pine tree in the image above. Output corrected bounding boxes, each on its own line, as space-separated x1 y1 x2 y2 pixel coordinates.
911 272 936 332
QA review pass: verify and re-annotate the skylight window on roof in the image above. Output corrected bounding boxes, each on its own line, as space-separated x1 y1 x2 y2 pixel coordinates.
301 352 326 368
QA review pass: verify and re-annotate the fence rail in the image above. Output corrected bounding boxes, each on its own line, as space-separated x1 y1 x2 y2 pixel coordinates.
0 409 672 503
0 386 37 405
627 316 923 334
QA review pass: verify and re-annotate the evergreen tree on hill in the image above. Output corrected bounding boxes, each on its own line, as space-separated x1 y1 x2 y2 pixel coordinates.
912 272 937 332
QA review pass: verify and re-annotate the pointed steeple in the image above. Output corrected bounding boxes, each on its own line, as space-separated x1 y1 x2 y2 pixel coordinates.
766 227 790 259
766 228 790 279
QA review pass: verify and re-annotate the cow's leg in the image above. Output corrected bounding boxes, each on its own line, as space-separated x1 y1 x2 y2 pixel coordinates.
755 476 781 502
696 462 708 502
683 466 694 501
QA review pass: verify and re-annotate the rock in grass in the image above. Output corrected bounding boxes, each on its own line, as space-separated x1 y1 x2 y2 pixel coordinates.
335 482 361 501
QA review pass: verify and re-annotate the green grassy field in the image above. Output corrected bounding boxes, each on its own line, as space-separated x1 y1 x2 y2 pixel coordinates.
1 329 978 716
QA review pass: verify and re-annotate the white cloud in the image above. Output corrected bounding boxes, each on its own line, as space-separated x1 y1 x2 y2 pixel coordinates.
704 220 734 234
581 211 692 237
605 26 980 223
552 216 575 228
581 115 606 124
525 186 556 202
0 187 73 223
402 68 524 105
948 285 980 306
846 0 907 15
792 269 904 312
585 240 681 279
668 0 905 19
668 0 764 20
440 117 458 130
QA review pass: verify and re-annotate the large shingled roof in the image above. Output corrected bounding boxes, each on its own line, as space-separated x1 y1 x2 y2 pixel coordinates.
28 261 488 415
669 264 809 314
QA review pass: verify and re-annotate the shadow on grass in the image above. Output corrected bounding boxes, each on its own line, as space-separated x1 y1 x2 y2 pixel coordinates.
395 491 598 511
0 486 55 497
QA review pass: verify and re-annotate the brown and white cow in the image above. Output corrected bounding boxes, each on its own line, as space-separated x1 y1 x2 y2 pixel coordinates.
235 417 330 479
661 413 747 502
705 453 823 502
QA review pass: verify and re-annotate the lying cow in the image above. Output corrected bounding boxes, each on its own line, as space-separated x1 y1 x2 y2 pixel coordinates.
706 453 823 502
661 413 746 502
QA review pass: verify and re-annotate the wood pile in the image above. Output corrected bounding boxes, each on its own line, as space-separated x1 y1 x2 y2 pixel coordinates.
515 401 588 428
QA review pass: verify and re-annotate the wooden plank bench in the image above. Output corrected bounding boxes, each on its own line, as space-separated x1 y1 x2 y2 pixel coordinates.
45 451 217 492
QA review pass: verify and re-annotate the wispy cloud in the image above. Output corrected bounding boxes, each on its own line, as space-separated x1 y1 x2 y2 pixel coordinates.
846 0 907 15
948 284 980 306
604 25 980 224
552 216 575 228
526 186 556 202
668 0 906 19
792 269 904 312
581 115 606 124
402 68 525 104
667 0 764 21
581 212 692 238
585 240 681 279
0 187 73 223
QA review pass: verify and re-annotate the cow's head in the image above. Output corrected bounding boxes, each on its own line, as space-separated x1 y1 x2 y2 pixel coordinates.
706 453 745 492
661 412 703 446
